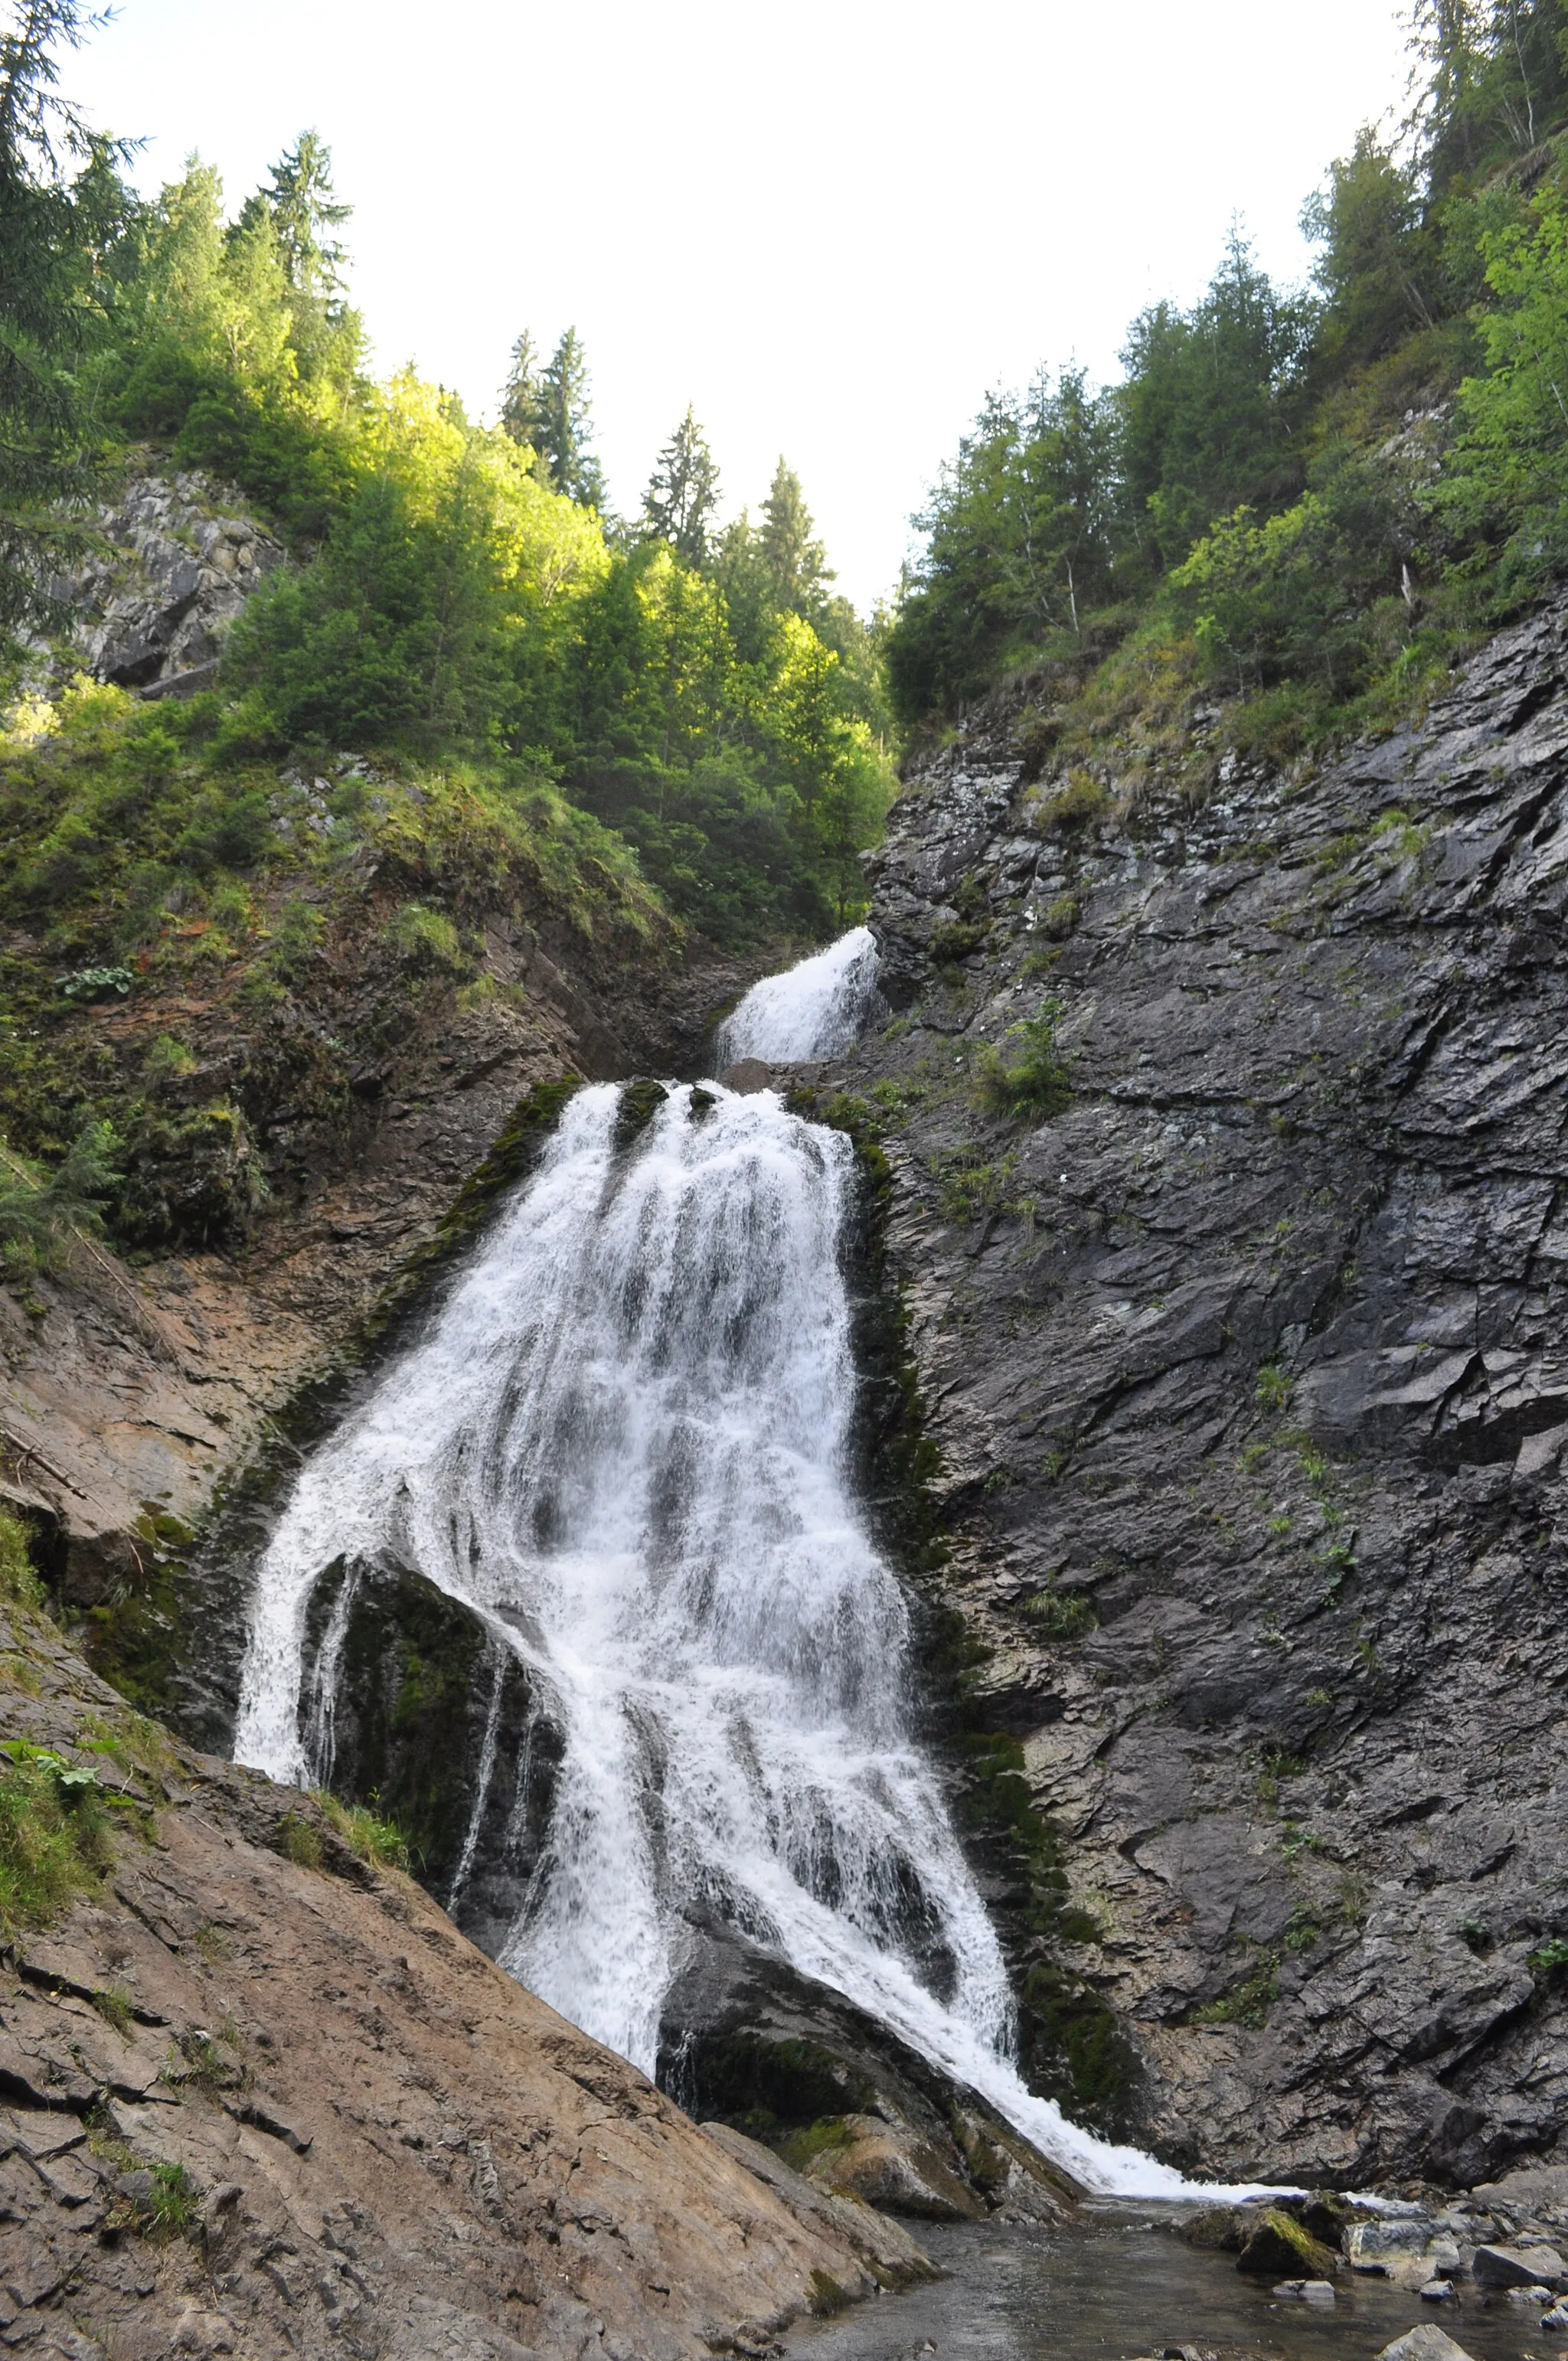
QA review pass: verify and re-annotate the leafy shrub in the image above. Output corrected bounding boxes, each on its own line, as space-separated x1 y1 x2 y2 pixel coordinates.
973 1007 1073 1120
57 965 132 1004
381 900 470 975
0 1745 116 1930
0 1510 42 1608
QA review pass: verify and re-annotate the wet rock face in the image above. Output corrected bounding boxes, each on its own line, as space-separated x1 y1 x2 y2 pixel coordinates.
842 598 1568 2187
303 1559 559 1955
47 469 283 693
657 1921 1076 2223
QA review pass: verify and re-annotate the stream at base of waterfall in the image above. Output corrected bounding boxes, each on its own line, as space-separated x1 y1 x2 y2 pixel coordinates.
234 930 1274 2201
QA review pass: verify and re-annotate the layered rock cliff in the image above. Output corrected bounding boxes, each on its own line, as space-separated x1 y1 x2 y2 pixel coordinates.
831 596 1568 2187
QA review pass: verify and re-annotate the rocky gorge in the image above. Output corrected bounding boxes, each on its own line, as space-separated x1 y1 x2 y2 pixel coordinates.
5 464 1568 2352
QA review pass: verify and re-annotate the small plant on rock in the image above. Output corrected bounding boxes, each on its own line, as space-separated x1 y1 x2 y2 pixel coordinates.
973 1004 1072 1121
0 1743 116 1930
0 1121 122 1271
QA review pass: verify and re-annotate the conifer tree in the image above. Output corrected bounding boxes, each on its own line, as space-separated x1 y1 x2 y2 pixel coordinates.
502 327 604 507
0 0 124 629
500 329 545 449
759 458 832 615
642 405 720 569
233 129 359 384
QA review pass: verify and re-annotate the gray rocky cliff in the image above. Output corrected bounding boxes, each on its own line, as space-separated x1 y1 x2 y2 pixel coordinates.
835 597 1568 2187
41 468 282 694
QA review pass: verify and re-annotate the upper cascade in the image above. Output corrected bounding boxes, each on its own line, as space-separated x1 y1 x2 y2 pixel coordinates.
714 925 883 1066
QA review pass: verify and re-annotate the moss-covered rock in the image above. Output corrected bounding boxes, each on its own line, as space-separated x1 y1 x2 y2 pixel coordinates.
1236 2206 1340 2278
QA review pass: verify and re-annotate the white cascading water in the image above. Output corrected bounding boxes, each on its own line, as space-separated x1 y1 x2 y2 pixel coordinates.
234 934 1273 2200
714 923 883 1065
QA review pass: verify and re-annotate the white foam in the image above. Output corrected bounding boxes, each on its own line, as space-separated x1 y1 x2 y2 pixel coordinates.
714 925 882 1065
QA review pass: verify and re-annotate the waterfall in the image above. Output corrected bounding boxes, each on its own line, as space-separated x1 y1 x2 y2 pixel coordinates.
714 923 883 1065
234 939 1274 2201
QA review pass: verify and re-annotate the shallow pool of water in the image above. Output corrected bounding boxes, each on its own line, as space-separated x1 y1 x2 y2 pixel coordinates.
795 2212 1558 2361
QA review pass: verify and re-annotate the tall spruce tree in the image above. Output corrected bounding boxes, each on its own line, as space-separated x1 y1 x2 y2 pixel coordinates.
759 458 832 615
500 328 545 451
233 129 359 384
642 404 720 568
0 0 123 629
511 327 603 507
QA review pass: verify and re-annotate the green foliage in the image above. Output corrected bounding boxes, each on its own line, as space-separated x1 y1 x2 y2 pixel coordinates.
1021 1582 1098 1638
0 1508 43 1606
642 403 721 568
381 900 469 975
145 2161 201 2234
0 25 890 965
933 1145 1018 1225
0 3 130 629
0 1742 116 1930
1529 1934 1568 1976
1192 1950 1280 2029
888 2 1568 747
0 1117 119 1264
973 1007 1073 1120
888 368 1119 717
275 1811 322 1870
315 1789 411 1871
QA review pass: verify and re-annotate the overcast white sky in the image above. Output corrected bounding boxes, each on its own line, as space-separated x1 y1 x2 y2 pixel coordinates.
68 0 1413 609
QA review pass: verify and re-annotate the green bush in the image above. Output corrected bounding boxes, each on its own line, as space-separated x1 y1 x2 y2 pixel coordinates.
0 1121 122 1268
0 1510 42 1608
973 1007 1072 1120
0 1745 117 1931
381 900 470 975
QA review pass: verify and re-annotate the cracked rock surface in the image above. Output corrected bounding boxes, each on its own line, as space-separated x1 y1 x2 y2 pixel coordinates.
0 1596 903 2359
44 470 282 695
832 595 1568 2186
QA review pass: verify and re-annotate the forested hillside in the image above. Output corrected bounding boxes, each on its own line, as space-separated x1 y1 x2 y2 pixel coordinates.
0 0 892 952
0 0 898 1246
888 0 1568 774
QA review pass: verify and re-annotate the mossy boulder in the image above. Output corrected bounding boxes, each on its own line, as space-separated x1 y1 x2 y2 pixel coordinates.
1236 2206 1340 2278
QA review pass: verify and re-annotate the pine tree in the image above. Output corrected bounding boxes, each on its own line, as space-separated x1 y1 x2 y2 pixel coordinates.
642 405 720 569
500 328 545 449
0 0 125 630
233 129 359 384
259 129 349 302
537 327 605 508
758 458 832 615
503 327 604 506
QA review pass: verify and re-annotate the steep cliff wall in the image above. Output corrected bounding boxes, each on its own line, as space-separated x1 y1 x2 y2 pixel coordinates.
838 599 1568 2186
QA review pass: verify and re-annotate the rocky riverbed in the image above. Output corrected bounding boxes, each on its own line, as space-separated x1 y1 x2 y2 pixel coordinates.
792 2177 1568 2361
